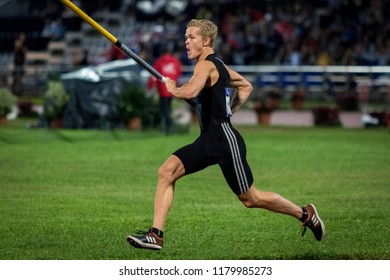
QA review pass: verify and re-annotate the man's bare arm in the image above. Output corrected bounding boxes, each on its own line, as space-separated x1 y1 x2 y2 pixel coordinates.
226 66 253 113
165 61 213 99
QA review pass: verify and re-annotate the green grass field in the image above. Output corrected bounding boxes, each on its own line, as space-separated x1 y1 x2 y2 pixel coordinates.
1 119 389 260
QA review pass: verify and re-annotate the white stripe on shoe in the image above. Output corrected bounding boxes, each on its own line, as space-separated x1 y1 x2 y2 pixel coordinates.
127 235 162 250
146 236 156 244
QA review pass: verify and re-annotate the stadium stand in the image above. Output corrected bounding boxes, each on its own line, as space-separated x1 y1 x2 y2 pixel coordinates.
0 0 389 101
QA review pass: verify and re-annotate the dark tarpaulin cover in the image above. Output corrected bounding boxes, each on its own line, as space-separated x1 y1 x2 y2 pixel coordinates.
60 59 149 129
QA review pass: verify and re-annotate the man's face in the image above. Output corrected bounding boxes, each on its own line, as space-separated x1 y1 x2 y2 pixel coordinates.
184 26 204 60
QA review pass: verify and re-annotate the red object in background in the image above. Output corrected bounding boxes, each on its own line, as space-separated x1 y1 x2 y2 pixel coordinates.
106 45 127 61
147 54 182 98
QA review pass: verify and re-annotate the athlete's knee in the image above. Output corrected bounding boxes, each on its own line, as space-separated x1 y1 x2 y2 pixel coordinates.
158 161 181 183
158 155 185 184
239 196 257 208
238 186 262 208
158 164 174 182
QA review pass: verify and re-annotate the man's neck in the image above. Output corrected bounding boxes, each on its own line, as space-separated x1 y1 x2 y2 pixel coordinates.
198 48 214 61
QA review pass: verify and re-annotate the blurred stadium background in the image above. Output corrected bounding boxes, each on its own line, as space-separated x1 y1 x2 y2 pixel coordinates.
1 0 390 129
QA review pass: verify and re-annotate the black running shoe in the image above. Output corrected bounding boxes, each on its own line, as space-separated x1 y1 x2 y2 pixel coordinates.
127 229 163 250
302 203 326 241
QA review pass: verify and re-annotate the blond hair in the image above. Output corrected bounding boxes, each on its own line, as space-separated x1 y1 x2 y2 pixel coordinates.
187 19 218 47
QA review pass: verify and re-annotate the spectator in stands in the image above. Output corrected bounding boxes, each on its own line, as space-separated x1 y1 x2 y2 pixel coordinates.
287 43 302 66
316 47 333 66
41 18 53 38
146 45 182 134
264 25 284 63
41 17 66 41
195 5 212 21
29 0 61 18
50 17 66 41
22 0 390 67
12 32 27 96
44 0 62 19
126 27 144 54
76 49 90 67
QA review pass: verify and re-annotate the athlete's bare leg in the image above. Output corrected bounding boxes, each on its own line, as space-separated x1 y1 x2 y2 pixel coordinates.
152 155 186 231
238 184 303 219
